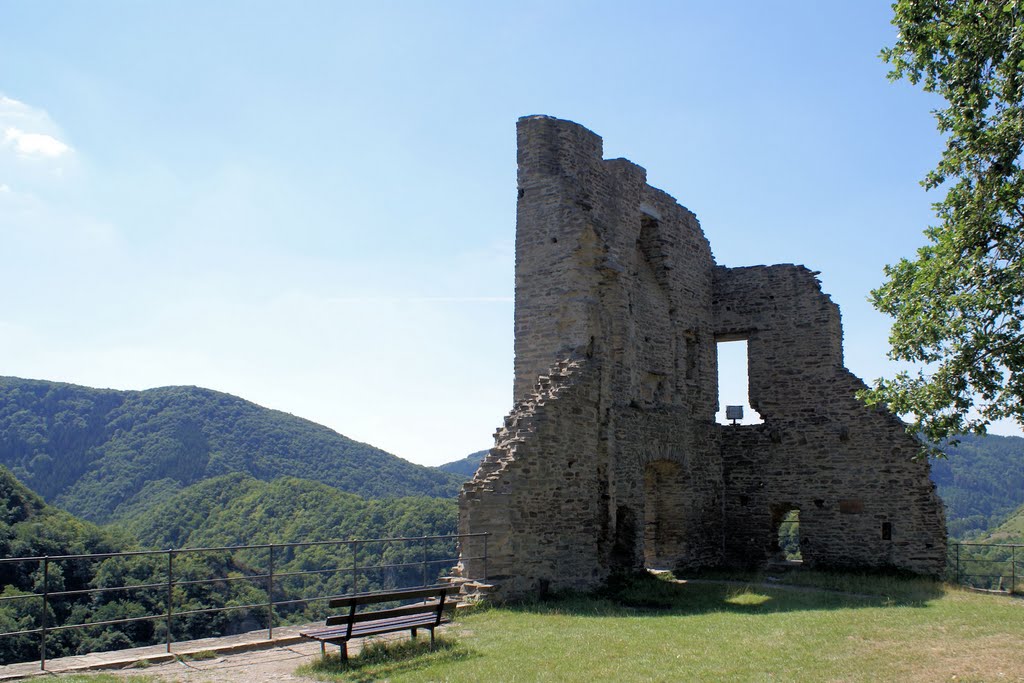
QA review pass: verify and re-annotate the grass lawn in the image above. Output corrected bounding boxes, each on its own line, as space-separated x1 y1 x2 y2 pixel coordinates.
299 572 1024 683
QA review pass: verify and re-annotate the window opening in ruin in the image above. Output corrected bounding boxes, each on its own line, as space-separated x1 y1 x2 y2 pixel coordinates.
715 339 764 425
771 505 803 563
643 460 687 570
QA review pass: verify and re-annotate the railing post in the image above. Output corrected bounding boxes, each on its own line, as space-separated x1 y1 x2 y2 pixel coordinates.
422 536 429 587
39 557 48 671
1012 545 1017 594
955 543 960 585
483 533 489 581
166 549 174 653
352 541 359 594
267 544 275 639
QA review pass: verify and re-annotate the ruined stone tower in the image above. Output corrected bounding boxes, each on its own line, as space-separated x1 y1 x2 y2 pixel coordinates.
457 116 946 598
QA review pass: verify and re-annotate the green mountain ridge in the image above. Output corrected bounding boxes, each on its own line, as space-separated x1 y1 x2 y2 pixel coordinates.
122 472 458 549
0 377 462 523
0 466 128 562
931 433 1024 538
437 449 488 477
975 503 1024 544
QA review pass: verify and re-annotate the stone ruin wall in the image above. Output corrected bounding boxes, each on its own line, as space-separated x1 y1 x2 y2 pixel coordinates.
714 266 946 573
458 116 946 598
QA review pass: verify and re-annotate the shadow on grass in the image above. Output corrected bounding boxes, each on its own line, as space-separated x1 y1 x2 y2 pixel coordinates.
504 569 946 619
297 636 477 683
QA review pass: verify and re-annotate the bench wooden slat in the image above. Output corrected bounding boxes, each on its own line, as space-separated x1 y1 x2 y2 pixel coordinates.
302 586 456 661
327 585 456 608
303 612 451 641
325 601 454 627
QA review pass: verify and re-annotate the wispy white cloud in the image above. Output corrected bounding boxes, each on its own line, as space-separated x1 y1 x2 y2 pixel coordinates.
0 96 41 123
4 126 71 158
0 95 74 171
0 95 117 250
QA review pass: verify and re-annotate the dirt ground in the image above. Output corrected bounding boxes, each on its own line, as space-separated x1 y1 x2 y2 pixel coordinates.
92 634 410 683
99 641 325 682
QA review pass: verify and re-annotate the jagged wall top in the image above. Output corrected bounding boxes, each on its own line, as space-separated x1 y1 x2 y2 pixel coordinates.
513 116 716 410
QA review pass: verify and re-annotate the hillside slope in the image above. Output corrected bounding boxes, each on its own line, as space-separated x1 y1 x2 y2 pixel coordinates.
974 503 1024 544
0 465 128 563
931 433 1024 538
122 472 458 549
437 449 488 477
0 377 462 522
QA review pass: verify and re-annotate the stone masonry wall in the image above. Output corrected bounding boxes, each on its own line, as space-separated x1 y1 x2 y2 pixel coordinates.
458 116 946 599
459 356 608 596
713 266 946 573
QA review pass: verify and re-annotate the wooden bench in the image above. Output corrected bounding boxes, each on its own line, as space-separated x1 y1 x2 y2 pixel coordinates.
300 585 458 661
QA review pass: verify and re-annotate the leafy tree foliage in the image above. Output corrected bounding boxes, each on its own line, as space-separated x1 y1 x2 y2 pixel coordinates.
122 474 458 623
122 473 457 550
867 1 1024 442
0 466 458 665
0 377 462 522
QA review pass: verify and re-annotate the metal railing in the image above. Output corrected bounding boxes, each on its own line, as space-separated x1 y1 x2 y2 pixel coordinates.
0 532 488 670
948 542 1021 593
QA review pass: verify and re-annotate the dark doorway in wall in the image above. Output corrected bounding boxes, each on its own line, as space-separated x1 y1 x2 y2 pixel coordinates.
715 339 764 425
771 504 803 562
643 460 687 569
611 505 639 570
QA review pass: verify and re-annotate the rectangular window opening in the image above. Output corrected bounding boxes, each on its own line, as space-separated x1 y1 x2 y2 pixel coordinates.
716 339 764 425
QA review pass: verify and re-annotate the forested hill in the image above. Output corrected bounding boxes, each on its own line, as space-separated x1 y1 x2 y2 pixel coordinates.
121 473 457 549
437 449 488 478
931 433 1024 539
0 465 128 561
975 503 1024 544
0 377 463 523
0 465 459 664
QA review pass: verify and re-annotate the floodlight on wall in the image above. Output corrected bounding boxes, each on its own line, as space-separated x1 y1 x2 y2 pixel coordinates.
726 405 743 425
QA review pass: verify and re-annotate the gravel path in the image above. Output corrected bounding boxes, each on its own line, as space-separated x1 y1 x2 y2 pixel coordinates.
94 632 419 683
101 641 325 682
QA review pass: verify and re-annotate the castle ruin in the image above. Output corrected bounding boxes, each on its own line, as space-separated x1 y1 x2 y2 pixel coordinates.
458 116 946 598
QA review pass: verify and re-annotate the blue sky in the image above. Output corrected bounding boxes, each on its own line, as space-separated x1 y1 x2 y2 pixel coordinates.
2 1 1015 465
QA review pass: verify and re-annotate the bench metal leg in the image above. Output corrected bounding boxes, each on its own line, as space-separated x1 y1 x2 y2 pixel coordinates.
340 642 348 663
411 627 417 639
320 642 326 657
429 628 435 650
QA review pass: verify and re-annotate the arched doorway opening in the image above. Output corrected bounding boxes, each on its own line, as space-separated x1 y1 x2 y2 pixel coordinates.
771 504 803 563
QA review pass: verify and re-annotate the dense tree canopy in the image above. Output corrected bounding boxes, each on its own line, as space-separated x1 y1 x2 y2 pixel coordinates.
437 449 488 478
866 0 1024 443
0 466 458 665
930 433 1024 537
